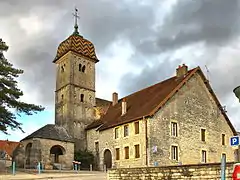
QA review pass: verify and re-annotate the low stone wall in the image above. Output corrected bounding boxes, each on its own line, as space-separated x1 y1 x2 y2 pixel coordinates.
108 162 235 180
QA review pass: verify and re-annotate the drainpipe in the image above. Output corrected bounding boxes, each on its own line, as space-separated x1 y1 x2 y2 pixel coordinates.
144 116 148 166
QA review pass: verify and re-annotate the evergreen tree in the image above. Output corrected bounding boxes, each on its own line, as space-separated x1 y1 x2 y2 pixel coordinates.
0 39 44 134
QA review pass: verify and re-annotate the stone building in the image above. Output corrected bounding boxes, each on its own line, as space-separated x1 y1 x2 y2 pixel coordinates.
16 12 237 170
15 14 110 169
86 64 237 169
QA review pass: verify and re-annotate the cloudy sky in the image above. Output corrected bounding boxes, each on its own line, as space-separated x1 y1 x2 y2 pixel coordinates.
1 0 240 141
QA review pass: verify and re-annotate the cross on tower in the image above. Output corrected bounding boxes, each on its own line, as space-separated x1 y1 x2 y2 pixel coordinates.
72 7 80 34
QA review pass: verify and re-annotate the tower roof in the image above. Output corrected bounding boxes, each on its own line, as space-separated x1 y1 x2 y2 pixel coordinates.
53 8 98 63
53 34 98 63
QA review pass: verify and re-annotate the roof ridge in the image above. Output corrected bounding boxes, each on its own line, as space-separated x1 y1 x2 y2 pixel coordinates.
119 67 198 101
97 67 199 131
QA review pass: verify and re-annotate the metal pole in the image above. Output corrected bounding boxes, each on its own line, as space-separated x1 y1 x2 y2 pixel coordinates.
104 164 106 172
38 162 41 174
75 163 77 171
12 161 16 175
221 154 226 180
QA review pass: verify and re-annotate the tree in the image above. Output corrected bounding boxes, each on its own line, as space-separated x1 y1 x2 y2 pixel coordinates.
74 150 94 170
0 39 44 134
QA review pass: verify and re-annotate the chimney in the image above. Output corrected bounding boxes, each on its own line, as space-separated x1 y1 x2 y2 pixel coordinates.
176 64 188 77
112 92 118 106
122 98 127 115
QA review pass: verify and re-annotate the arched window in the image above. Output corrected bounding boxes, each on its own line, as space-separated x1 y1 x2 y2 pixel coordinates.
61 94 64 100
79 64 82 71
82 65 86 73
80 94 84 102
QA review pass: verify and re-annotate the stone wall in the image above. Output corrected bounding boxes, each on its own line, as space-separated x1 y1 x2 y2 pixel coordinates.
148 73 235 166
87 119 148 170
14 138 74 169
108 162 235 180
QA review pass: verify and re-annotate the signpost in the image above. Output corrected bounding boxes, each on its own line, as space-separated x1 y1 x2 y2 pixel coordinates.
220 154 226 180
230 136 240 146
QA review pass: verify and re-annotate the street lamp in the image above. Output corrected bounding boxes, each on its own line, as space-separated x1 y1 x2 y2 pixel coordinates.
233 86 240 102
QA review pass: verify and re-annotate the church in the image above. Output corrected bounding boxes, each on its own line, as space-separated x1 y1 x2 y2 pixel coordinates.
14 11 237 170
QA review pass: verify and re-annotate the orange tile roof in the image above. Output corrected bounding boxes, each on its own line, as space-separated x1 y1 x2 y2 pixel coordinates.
87 66 236 135
53 34 99 63
0 140 20 157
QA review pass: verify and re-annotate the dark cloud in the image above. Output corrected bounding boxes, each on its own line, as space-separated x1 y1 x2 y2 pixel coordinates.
119 58 182 95
157 0 240 51
1 0 240 131
0 0 160 107
117 0 240 130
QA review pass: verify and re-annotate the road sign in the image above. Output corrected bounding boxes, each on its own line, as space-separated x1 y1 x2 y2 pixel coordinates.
230 136 240 146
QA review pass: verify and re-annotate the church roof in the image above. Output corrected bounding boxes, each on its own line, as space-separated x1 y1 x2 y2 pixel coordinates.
21 124 74 143
86 66 236 135
53 33 98 63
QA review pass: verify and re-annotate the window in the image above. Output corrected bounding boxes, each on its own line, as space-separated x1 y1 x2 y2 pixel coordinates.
82 65 86 73
171 122 178 137
79 64 82 71
124 146 129 159
95 142 99 153
135 144 140 158
61 66 64 72
124 125 129 137
201 129 206 142
80 94 84 102
134 122 139 134
171 145 178 161
201 150 207 163
115 148 120 160
61 94 64 100
222 153 226 159
115 128 119 139
222 134 225 145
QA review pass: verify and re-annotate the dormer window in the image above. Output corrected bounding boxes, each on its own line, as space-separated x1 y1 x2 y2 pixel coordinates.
80 94 84 102
82 65 86 73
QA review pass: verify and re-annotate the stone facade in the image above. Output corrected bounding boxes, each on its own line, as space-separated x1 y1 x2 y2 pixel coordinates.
107 162 235 180
87 120 148 170
14 138 74 169
148 73 235 166
55 51 97 151
86 71 236 169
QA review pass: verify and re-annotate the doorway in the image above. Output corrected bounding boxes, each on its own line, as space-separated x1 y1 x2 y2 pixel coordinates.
103 149 112 169
50 145 65 163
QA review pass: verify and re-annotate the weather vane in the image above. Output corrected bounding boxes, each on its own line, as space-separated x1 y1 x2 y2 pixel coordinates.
72 7 80 34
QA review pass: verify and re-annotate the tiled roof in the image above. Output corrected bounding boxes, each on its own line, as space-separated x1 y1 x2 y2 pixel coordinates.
21 124 74 142
0 140 19 157
87 66 236 135
53 34 99 63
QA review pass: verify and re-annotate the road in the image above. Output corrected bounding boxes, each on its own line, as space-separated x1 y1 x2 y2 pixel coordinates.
0 171 107 180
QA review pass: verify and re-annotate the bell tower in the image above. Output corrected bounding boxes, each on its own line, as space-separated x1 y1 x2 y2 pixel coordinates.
53 8 99 151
